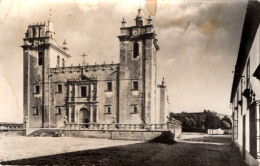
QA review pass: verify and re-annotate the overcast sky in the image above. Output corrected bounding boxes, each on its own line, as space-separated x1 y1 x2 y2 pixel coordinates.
0 0 248 122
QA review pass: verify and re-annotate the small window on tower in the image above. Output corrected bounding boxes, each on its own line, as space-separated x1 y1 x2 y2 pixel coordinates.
56 107 61 115
139 20 143 26
33 28 36 37
34 85 40 94
81 86 87 97
105 106 111 114
62 58 65 68
38 27 41 37
133 42 139 58
132 81 138 90
38 52 43 66
34 107 39 115
134 106 138 113
57 84 62 93
106 82 112 91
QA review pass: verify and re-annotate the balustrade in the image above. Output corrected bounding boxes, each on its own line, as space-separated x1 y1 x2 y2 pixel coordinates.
65 123 177 131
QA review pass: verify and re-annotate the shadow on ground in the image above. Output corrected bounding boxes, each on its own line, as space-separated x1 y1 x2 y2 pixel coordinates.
1 137 248 166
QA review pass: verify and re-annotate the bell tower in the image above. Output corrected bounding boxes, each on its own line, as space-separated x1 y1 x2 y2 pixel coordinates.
22 12 70 128
118 9 160 124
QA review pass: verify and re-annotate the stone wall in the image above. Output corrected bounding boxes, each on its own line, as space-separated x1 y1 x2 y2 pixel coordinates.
64 130 170 141
0 130 26 137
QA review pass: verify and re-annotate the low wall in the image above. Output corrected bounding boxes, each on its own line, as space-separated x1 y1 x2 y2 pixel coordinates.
0 123 26 136
0 130 26 137
64 130 166 141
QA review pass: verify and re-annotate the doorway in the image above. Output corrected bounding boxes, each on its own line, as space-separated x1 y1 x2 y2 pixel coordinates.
79 108 90 123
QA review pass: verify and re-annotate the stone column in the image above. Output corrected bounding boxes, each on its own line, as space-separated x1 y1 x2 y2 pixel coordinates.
75 85 78 97
96 106 99 123
77 108 80 123
68 107 71 122
90 105 93 123
35 27 38 37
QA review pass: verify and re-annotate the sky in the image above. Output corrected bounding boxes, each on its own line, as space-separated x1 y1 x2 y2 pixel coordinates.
0 0 248 122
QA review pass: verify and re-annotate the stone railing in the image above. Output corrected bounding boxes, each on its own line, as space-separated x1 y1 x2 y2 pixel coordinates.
65 123 172 131
50 63 119 74
0 123 25 131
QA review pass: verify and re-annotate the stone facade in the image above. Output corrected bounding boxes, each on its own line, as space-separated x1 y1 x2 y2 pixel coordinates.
22 9 170 128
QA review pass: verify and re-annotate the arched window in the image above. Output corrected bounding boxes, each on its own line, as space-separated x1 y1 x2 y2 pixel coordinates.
62 58 65 68
38 27 41 37
57 56 60 67
139 20 143 26
133 42 139 58
38 52 43 66
33 28 36 37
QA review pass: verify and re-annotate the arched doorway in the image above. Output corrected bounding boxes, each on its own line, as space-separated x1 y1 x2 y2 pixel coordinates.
79 108 90 123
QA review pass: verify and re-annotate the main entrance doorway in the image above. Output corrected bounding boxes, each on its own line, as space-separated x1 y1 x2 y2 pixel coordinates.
79 108 90 123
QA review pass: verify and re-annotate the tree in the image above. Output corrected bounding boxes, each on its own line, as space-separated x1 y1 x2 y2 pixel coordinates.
222 115 232 129
220 120 231 130
204 111 220 129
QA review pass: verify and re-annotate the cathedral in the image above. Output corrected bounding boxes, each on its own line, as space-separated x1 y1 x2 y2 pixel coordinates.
22 9 170 128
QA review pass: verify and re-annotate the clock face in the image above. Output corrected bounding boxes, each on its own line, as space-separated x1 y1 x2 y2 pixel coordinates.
132 30 139 36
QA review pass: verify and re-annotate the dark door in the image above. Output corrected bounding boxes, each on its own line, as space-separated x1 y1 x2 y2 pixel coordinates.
79 108 90 123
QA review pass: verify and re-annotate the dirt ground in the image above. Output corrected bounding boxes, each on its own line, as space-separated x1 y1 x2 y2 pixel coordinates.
0 133 248 166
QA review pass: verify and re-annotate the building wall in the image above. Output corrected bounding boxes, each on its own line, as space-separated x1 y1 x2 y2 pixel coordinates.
230 2 260 164
49 65 119 127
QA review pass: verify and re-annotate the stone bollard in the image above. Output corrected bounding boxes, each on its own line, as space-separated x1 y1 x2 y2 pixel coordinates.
111 116 116 130
24 116 29 136
63 116 68 129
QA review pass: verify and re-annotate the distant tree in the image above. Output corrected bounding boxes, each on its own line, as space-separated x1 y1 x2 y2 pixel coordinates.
222 115 232 129
195 115 204 131
204 111 220 129
220 120 231 130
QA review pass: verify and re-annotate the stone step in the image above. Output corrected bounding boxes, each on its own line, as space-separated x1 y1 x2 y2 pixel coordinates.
28 128 64 137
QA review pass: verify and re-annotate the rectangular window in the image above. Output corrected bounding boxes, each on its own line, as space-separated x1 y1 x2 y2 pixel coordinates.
133 81 138 90
133 42 139 58
105 106 111 114
34 107 39 115
57 84 62 93
93 108 97 122
81 86 87 97
35 85 40 94
134 106 138 113
56 107 61 115
233 119 238 140
107 82 112 91
33 27 36 37
38 52 43 66
71 108 75 123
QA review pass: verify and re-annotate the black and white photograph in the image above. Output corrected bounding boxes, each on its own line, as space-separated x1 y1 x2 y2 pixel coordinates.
0 0 259 165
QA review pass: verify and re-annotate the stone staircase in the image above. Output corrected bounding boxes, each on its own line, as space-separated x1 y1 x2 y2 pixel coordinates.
27 128 64 137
